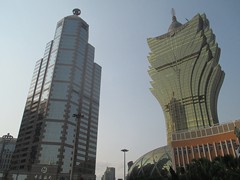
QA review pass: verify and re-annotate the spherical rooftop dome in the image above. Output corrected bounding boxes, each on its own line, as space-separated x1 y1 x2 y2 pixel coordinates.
72 8 81 16
127 145 173 179
168 16 182 32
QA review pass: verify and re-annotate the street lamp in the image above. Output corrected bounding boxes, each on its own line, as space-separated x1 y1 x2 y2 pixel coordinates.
70 113 84 180
121 149 128 180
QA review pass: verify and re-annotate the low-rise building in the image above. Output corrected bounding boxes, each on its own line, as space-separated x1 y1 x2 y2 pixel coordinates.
0 133 16 178
171 119 240 168
127 120 240 179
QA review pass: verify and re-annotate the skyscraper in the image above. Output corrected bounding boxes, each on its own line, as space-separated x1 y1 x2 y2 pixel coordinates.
128 12 240 179
147 12 224 143
101 167 115 180
9 9 101 180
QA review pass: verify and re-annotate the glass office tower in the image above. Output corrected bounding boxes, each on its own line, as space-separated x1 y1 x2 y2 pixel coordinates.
9 9 101 180
148 13 224 143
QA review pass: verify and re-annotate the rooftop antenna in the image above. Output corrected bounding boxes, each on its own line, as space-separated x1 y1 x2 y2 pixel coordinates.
171 8 177 22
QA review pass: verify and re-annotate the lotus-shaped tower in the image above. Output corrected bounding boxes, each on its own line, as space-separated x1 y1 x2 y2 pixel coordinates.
148 13 224 143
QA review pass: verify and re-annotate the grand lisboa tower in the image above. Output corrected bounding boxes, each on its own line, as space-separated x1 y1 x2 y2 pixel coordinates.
148 12 224 143
128 12 228 180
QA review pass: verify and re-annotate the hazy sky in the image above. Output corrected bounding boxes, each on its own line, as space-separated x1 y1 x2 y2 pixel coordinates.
0 0 240 179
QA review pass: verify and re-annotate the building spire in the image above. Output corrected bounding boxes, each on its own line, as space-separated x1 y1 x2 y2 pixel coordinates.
171 8 177 22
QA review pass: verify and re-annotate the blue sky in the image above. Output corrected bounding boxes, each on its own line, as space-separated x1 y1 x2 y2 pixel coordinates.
0 0 240 179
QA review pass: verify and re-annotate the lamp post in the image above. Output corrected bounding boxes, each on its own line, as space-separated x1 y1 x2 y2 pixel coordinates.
121 149 128 180
70 113 84 180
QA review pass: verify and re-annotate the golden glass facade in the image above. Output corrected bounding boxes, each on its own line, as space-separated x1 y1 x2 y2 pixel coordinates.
148 14 224 143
